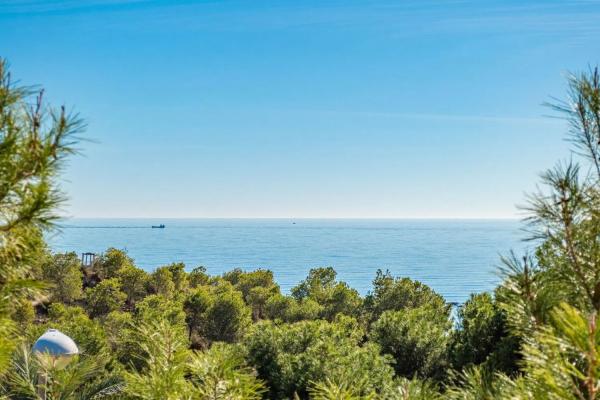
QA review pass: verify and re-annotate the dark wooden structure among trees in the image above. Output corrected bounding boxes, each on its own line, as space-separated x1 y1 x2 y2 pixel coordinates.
81 252 97 268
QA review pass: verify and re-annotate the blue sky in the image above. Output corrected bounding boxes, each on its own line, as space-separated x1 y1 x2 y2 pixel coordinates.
2 0 600 218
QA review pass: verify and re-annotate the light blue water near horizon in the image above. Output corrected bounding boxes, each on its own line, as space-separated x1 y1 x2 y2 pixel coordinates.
46 219 530 304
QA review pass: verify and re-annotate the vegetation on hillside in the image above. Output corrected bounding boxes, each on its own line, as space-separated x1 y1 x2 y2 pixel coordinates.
2 58 600 399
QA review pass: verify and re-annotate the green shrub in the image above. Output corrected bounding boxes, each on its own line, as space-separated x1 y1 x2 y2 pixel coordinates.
245 316 394 399
41 252 83 304
84 278 127 318
370 305 451 380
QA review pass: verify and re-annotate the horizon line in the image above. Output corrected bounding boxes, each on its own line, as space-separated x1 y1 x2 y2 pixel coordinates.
60 216 522 220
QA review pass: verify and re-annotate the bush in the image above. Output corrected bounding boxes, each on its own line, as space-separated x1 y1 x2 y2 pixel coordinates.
84 278 127 318
11 300 35 328
192 281 252 343
117 265 149 306
364 269 449 321
244 316 394 399
188 266 210 288
370 305 451 380
102 310 133 349
93 247 134 280
231 269 280 320
135 294 187 327
232 269 278 300
291 267 363 321
148 266 176 297
188 342 266 399
264 293 294 321
264 293 323 322
184 287 212 346
166 262 188 292
41 252 83 304
450 292 519 374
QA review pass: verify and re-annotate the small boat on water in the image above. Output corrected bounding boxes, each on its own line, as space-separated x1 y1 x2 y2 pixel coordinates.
152 224 165 229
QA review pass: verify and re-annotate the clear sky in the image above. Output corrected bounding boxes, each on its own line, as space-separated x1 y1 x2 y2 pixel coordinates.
2 0 600 218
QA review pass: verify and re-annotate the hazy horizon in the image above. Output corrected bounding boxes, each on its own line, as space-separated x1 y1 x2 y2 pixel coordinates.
58 216 522 220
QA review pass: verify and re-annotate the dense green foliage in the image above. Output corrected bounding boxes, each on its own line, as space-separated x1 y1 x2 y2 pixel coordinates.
449 292 520 374
371 305 451 379
245 316 393 399
0 57 82 374
3 59 600 398
41 252 82 304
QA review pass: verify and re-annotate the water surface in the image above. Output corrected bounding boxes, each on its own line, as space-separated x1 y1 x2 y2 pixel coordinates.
47 219 528 304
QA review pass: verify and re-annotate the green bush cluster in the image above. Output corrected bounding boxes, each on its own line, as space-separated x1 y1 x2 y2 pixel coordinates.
6 245 515 398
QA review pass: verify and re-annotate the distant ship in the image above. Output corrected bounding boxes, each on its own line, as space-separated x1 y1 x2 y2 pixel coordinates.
151 224 165 229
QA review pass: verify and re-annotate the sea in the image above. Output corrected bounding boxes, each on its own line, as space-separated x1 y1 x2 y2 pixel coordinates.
46 218 530 305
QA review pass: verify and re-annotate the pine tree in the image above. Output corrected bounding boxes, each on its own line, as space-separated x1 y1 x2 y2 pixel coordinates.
0 58 83 373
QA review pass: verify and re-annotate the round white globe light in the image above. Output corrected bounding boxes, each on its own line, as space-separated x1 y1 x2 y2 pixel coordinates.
32 329 79 369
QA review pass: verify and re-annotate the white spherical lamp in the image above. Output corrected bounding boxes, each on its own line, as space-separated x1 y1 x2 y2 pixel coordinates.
32 329 79 369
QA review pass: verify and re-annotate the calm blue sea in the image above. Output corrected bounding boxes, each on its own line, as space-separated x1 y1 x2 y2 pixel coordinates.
46 219 529 304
